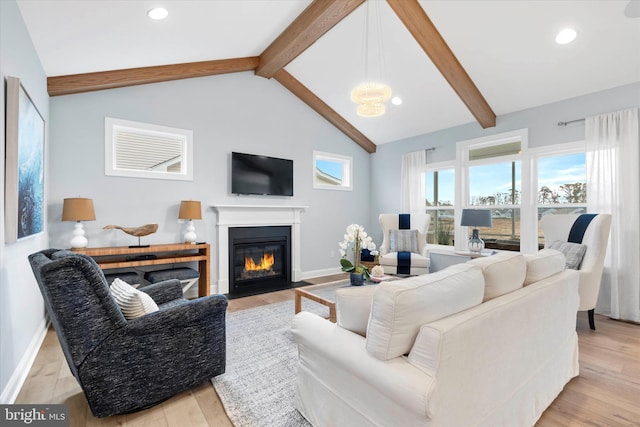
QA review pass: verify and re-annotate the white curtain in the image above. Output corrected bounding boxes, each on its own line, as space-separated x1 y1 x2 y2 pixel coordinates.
400 150 426 213
586 107 640 322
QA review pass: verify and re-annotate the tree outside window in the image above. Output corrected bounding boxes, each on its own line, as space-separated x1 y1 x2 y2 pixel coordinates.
537 152 587 244
425 168 454 245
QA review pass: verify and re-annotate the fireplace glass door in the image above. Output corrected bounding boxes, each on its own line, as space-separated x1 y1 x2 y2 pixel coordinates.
228 226 291 295
234 242 285 283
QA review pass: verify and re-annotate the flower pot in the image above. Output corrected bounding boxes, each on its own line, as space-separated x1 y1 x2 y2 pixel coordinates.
350 272 364 286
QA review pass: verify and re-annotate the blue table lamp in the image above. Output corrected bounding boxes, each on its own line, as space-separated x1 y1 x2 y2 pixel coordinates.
461 209 493 253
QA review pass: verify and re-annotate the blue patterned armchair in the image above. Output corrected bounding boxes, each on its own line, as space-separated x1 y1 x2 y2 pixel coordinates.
28 249 227 417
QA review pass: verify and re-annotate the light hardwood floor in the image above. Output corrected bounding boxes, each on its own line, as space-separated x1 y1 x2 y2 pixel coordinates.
15 275 640 426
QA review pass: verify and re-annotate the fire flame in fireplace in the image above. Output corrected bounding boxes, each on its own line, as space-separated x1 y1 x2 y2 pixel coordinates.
244 252 275 272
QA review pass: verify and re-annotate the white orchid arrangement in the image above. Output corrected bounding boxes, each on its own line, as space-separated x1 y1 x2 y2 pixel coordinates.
339 224 379 279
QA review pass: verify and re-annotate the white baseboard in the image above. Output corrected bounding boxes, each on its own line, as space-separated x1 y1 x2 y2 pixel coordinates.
300 267 342 281
0 317 49 404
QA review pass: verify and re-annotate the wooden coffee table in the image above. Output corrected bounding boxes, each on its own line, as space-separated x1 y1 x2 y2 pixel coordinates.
294 279 390 322
294 282 344 322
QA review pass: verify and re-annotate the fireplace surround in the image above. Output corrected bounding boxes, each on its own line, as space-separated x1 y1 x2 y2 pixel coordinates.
212 205 306 295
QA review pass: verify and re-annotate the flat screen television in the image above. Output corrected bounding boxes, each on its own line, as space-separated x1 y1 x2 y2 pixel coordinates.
231 152 294 196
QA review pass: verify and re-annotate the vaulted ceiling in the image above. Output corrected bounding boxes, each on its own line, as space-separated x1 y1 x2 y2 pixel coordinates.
16 0 640 153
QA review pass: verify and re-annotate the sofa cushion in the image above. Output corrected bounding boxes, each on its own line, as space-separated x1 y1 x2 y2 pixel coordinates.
379 252 431 268
366 264 484 361
336 285 378 337
549 240 587 269
468 252 526 301
389 229 419 253
110 278 159 320
523 249 566 285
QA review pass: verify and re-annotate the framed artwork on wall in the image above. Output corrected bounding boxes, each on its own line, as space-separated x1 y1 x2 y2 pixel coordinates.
4 76 45 243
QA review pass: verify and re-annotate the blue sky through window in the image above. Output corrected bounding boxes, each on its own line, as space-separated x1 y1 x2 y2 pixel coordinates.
425 153 585 206
316 159 343 181
538 153 586 191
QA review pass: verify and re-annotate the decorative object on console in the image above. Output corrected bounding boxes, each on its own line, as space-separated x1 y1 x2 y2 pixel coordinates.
339 223 378 284
103 223 158 248
178 200 202 243
461 208 493 253
62 197 96 248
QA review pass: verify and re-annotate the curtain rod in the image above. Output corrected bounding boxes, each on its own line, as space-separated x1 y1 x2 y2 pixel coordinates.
557 118 585 126
425 147 436 152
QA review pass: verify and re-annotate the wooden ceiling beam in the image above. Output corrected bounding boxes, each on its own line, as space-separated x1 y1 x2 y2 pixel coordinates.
274 69 376 153
386 0 496 128
47 57 260 96
256 0 365 79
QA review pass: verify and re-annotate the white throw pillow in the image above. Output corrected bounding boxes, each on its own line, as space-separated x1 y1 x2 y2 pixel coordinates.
110 278 159 320
523 249 566 285
366 263 484 361
468 252 526 301
336 285 378 337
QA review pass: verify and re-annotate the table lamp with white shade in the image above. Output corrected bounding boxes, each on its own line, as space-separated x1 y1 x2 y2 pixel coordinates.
460 208 493 253
62 198 96 248
178 200 202 243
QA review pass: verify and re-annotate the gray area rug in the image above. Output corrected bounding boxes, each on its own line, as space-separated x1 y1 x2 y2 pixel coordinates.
212 283 346 427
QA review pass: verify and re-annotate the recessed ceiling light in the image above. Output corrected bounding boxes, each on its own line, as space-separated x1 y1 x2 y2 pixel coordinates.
147 7 168 20
555 28 577 45
391 96 402 106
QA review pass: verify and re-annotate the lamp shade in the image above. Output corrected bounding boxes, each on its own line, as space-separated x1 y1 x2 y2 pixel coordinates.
178 200 202 220
62 198 96 222
460 209 492 228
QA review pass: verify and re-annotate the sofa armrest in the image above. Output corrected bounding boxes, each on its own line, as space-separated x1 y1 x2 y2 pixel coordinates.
292 311 432 419
138 279 183 305
407 270 579 425
335 285 377 336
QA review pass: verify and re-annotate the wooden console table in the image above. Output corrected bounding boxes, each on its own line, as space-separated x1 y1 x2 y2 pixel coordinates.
71 243 211 297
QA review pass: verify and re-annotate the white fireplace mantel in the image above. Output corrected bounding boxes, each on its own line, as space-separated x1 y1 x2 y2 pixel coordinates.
212 205 307 294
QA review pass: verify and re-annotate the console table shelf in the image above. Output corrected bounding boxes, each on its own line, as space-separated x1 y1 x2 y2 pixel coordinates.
71 243 211 297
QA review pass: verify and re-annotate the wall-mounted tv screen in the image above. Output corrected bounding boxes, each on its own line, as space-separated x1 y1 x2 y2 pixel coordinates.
231 152 294 196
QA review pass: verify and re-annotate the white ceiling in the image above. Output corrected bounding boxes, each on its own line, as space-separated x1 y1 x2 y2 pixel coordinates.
16 0 640 145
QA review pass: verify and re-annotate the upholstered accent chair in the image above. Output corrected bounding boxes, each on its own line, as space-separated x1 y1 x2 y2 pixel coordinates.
378 213 430 275
540 213 612 330
28 249 227 417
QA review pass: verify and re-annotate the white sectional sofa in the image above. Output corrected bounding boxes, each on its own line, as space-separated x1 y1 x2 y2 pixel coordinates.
291 251 579 426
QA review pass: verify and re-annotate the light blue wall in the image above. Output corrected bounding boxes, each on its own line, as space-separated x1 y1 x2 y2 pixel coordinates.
48 72 373 275
369 82 640 244
0 0 50 402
